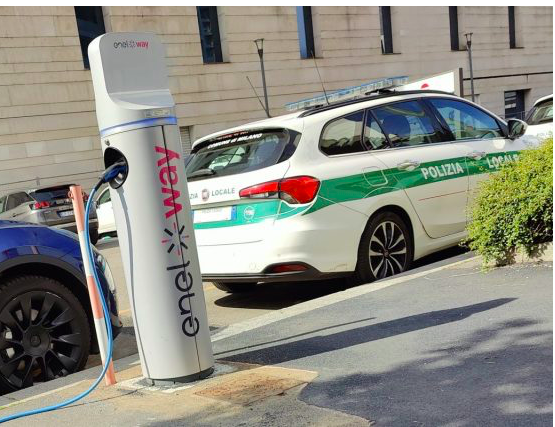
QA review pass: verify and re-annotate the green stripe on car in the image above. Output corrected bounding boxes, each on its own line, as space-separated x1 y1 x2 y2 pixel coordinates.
193 150 520 228
305 150 521 215
193 200 310 229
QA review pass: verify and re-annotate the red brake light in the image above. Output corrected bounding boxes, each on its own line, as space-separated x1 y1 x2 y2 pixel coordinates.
239 176 320 204
33 201 50 210
269 263 308 273
238 181 279 199
279 176 320 204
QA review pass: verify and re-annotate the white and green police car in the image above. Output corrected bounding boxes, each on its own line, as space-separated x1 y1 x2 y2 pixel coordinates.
186 89 532 293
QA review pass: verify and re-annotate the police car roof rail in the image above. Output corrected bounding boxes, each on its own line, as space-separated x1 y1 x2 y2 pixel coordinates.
298 89 456 118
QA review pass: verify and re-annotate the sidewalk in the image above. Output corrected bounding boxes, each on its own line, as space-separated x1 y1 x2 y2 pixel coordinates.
0 255 552 426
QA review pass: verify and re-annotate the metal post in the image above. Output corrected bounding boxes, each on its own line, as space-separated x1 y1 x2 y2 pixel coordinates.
465 33 475 102
69 185 116 386
254 38 270 117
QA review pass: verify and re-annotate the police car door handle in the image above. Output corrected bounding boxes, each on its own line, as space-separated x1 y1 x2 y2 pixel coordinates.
467 151 486 160
397 160 420 171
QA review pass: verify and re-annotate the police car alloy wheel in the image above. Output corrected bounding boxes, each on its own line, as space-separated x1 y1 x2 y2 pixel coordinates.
355 212 413 283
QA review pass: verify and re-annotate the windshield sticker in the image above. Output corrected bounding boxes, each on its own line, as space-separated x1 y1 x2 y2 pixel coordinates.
205 132 263 150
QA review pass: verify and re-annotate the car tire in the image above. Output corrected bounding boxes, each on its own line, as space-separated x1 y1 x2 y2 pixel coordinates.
0 275 91 393
89 229 99 245
212 282 257 294
354 211 413 284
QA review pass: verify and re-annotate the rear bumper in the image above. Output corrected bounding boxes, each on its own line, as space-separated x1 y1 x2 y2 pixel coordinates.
204 263 350 284
196 205 368 280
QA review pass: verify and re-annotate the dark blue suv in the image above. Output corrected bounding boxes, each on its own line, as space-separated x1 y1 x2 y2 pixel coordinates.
0 220 121 393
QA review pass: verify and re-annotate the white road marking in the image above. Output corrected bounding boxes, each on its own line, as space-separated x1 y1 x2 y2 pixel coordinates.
211 256 479 342
0 381 85 410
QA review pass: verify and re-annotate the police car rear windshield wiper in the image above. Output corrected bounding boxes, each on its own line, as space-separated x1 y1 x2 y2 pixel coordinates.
187 168 216 181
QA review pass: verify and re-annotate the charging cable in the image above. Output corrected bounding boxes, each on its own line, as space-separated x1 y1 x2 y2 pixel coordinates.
0 162 128 423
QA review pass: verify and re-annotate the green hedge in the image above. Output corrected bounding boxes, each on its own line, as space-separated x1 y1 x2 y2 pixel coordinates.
466 137 553 265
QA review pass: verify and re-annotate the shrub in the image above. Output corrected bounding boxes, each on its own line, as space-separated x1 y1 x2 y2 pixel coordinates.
466 137 553 265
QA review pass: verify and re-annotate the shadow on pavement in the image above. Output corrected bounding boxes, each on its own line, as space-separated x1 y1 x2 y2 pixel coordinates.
220 298 515 365
410 244 469 269
214 316 377 357
214 278 350 310
300 317 553 426
213 246 471 311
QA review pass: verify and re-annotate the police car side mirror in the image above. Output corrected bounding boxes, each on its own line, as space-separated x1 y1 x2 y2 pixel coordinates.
507 119 527 140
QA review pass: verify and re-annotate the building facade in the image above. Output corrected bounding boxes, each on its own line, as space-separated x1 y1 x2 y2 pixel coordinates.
0 6 552 192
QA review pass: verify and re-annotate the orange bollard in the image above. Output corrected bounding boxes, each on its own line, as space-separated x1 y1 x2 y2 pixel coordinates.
69 185 116 386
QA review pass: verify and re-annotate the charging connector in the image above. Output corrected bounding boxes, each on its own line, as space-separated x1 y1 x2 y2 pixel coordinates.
95 160 128 191
103 147 129 189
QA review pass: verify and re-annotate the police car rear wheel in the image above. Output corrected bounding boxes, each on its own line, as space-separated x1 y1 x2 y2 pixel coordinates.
212 282 257 294
355 212 412 283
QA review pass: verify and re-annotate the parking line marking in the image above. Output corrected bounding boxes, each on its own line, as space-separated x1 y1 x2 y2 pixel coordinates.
211 255 479 343
0 381 85 411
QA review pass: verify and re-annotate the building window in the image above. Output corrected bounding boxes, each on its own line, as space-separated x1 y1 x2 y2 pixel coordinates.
379 6 394 54
504 90 527 120
197 6 223 63
508 6 520 49
74 6 105 69
296 6 315 59
448 6 460 51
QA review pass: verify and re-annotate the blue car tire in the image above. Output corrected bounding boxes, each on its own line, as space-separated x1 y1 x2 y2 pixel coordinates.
0 275 91 393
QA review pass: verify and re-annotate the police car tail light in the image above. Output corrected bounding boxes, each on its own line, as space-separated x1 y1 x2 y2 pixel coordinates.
239 176 320 204
239 181 279 199
279 176 320 204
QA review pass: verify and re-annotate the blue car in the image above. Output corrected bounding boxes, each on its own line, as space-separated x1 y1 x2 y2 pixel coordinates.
0 220 121 393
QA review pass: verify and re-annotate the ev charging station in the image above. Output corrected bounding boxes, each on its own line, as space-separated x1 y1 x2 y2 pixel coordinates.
88 33 214 384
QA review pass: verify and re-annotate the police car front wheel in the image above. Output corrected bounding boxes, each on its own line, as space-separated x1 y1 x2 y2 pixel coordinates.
355 212 413 283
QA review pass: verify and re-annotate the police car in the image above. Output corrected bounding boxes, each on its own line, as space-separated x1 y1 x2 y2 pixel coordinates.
186 82 531 293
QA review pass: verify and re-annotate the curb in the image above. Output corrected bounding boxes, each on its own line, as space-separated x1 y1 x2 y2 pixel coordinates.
485 242 553 267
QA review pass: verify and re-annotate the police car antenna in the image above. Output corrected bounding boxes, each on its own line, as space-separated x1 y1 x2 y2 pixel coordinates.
246 76 271 117
312 52 330 105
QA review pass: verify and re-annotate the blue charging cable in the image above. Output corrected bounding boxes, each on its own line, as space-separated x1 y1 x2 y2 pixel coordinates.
0 162 127 423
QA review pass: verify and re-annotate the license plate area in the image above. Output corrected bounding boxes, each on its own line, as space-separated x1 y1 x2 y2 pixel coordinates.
193 206 236 224
58 210 74 218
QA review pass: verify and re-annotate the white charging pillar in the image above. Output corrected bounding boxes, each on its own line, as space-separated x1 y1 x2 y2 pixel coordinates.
88 32 214 383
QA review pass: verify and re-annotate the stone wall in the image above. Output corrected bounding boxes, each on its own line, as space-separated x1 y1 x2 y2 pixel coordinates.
0 6 552 193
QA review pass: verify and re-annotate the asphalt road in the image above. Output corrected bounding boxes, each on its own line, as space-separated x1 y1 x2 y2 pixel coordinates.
90 236 471 366
95 236 471 331
214 259 553 426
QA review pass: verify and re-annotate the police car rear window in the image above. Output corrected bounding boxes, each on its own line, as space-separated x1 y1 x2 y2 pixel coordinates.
186 129 300 181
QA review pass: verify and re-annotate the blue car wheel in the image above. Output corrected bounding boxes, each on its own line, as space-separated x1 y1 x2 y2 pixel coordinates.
0 275 91 392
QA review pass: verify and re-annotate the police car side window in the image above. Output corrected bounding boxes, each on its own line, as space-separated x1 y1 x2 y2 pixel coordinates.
0 196 6 213
429 98 503 140
372 100 442 147
363 111 389 150
320 111 365 156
